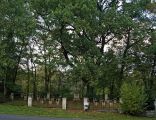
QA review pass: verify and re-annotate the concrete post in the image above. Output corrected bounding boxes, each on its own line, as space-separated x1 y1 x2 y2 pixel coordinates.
28 96 32 107
84 98 89 111
105 94 108 101
47 93 50 100
119 98 123 113
62 98 67 110
154 100 156 114
10 93 14 101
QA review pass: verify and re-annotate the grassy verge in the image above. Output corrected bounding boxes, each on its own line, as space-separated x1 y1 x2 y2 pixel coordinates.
0 103 155 120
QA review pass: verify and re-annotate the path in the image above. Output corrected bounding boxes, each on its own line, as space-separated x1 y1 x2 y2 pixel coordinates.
0 114 80 120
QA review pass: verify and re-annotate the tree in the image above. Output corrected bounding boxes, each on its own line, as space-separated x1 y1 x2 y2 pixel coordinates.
120 81 147 115
0 0 35 95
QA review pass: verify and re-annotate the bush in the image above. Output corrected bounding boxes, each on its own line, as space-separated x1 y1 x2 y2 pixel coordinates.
120 82 147 115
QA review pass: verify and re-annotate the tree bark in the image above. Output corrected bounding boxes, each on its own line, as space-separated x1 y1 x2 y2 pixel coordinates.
26 58 30 97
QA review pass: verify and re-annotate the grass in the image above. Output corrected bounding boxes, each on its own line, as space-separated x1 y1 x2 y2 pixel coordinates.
0 102 155 120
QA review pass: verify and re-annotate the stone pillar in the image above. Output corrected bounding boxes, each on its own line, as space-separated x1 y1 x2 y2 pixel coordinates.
74 93 80 100
48 100 52 105
119 98 123 113
24 95 27 101
10 93 14 101
93 98 98 106
109 102 113 108
154 100 156 114
119 98 123 104
28 96 32 107
56 98 60 105
40 99 44 104
37 95 40 101
51 98 55 103
102 101 106 107
84 98 89 111
62 98 67 110
47 93 50 100
114 100 117 104
105 94 108 101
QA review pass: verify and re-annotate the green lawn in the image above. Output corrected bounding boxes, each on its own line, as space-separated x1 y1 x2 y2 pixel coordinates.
0 103 155 120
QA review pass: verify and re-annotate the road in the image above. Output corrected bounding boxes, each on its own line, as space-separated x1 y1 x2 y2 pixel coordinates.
0 114 80 120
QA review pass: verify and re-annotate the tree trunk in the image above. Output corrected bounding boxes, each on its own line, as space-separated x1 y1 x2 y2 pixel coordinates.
43 38 49 94
119 30 131 85
26 58 30 97
32 63 37 100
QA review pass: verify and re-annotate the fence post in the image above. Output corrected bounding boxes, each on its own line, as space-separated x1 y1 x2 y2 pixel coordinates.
62 98 67 110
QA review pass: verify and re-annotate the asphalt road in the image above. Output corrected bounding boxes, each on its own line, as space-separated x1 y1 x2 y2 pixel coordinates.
0 114 80 120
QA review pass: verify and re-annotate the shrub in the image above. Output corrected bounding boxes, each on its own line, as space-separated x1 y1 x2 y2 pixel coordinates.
120 82 147 115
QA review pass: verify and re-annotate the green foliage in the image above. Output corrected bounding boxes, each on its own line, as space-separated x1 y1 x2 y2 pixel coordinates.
104 87 110 94
120 82 147 115
146 3 156 13
0 0 156 113
6 82 22 93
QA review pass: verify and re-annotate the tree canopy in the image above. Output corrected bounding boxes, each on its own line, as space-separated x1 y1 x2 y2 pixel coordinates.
0 0 156 105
